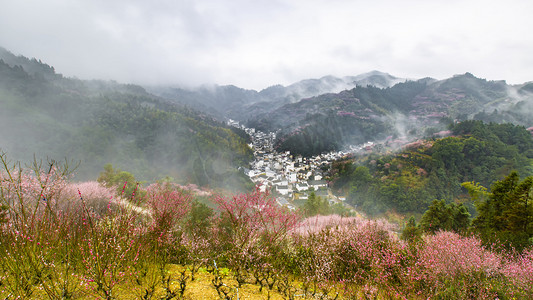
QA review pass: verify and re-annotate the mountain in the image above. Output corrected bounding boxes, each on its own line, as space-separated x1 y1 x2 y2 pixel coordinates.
329 120 533 215
251 73 533 156
149 70 532 158
146 71 405 122
2 45 531 188
0 47 253 191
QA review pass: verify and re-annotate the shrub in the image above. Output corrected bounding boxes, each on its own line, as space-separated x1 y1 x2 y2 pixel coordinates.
60 181 116 216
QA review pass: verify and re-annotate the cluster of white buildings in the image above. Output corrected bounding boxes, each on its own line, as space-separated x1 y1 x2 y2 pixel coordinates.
229 120 353 209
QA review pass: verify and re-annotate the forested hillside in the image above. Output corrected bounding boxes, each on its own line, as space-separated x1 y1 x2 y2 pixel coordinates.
251 73 533 156
147 71 404 123
0 48 253 191
1 47 533 299
330 121 533 215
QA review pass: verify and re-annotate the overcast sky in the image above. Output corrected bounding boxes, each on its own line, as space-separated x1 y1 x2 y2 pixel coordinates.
1 0 532 90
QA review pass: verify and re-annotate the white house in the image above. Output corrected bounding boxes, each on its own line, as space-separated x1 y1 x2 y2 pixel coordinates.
288 172 297 183
265 170 276 178
272 178 288 186
308 180 327 190
276 185 290 195
296 182 309 192
298 193 309 200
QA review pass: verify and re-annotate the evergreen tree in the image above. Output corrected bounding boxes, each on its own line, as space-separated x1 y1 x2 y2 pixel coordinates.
420 199 470 234
97 163 142 200
471 171 533 250
186 200 215 237
401 216 422 243
502 177 533 234
303 192 330 216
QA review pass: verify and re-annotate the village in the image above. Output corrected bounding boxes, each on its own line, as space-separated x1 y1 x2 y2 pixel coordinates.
228 119 374 210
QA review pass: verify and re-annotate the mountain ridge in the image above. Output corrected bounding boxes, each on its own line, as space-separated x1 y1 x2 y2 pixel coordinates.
252 73 533 156
0 47 253 191
146 70 407 122
2 45 532 170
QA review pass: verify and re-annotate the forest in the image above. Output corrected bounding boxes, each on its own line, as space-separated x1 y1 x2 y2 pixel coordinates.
330 121 533 215
0 51 253 192
1 47 533 299
262 74 533 157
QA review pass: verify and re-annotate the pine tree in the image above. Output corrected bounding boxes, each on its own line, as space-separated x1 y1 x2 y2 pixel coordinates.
470 171 533 250
420 199 470 234
401 216 422 243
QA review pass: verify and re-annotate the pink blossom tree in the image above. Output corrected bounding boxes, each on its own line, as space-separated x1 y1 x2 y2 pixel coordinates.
213 188 299 291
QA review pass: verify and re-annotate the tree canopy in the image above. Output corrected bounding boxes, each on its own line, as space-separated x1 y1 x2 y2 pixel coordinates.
330 121 533 215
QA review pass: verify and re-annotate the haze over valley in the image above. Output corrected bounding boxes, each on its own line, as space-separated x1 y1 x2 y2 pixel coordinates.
1 0 533 297
1 45 532 203
1 47 533 298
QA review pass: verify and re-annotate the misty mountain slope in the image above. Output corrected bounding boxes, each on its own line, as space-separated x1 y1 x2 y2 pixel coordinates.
344 70 407 89
255 73 533 156
0 48 253 190
0 47 59 81
148 84 264 121
146 71 405 122
329 120 533 215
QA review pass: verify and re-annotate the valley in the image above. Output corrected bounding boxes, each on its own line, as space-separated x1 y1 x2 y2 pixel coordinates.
230 119 355 211
1 45 533 299
2 0 533 297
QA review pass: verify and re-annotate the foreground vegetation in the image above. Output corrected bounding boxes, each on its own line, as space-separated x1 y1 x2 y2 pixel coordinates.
1 153 532 299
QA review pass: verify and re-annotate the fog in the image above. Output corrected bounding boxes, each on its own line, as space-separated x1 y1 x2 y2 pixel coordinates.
2 0 533 194
1 0 533 90
0 52 255 195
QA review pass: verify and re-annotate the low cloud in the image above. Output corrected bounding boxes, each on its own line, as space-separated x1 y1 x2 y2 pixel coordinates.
1 0 532 90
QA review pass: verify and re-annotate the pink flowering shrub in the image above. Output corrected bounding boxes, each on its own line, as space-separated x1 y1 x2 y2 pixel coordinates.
501 248 533 297
337 221 408 293
125 182 196 298
293 214 360 235
292 230 340 297
0 156 83 298
60 181 116 216
179 183 212 197
213 188 299 288
214 188 299 250
412 231 503 298
78 210 145 299
145 182 192 240
290 218 533 299
0 161 68 227
293 214 396 236
0 155 152 299
2 154 533 299
291 216 408 298
417 231 501 278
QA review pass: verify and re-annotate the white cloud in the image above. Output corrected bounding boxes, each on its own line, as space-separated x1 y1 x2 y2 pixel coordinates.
0 0 532 89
